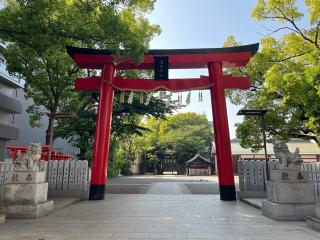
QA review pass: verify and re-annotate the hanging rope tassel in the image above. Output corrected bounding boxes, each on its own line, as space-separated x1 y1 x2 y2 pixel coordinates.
139 92 144 104
120 91 125 103
128 91 134 104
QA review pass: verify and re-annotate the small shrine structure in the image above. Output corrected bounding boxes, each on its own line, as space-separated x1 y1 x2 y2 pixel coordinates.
185 153 212 176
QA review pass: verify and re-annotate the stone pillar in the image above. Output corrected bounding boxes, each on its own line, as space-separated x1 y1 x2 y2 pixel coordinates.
262 168 316 220
2 171 53 218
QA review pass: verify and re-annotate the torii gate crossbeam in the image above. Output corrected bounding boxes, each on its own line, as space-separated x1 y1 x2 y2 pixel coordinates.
67 43 259 201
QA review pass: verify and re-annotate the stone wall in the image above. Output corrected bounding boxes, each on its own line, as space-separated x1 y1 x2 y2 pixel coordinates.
0 160 90 200
302 162 320 202
238 160 320 202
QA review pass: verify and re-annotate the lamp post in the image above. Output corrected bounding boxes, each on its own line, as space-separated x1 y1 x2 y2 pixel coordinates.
236 109 269 181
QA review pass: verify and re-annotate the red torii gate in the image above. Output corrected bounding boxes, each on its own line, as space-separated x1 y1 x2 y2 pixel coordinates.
67 43 259 201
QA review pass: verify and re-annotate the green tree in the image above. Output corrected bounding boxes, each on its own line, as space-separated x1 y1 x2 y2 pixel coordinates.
159 113 212 173
54 91 96 159
0 0 160 145
226 0 320 151
139 113 212 174
135 116 163 173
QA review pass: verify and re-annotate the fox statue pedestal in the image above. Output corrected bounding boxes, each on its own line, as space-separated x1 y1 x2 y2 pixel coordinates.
2 171 53 219
307 204 320 231
262 141 316 221
0 143 53 219
262 169 316 220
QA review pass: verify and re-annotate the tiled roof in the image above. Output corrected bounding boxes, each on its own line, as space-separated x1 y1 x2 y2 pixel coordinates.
185 153 211 164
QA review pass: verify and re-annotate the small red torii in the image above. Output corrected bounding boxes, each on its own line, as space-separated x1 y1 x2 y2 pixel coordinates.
67 43 259 201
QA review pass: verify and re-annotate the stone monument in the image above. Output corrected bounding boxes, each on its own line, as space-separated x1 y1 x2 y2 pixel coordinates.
262 141 316 220
1 144 53 218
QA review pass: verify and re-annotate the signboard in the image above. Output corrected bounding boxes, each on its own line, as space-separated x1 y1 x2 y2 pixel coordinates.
154 56 169 80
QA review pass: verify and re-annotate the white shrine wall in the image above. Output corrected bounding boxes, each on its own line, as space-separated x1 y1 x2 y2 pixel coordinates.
0 160 90 200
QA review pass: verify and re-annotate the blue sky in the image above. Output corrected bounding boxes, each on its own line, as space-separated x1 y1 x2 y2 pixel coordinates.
147 0 262 138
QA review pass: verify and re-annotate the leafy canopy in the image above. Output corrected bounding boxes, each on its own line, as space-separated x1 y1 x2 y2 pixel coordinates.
0 0 160 144
227 0 320 151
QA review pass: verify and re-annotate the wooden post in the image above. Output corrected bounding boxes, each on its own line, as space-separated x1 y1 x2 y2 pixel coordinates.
209 62 236 201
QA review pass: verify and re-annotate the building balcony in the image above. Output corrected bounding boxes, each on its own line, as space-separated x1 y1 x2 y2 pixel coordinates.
0 90 22 114
0 42 7 51
0 122 19 140
0 63 25 88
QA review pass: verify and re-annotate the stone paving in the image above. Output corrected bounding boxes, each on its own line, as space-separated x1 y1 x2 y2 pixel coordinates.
146 182 190 194
1 194 320 240
106 175 235 195
108 175 222 184
1 176 319 239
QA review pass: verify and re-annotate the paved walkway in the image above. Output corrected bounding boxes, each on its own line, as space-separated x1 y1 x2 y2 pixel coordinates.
106 175 233 194
108 175 224 184
146 182 190 194
1 194 320 240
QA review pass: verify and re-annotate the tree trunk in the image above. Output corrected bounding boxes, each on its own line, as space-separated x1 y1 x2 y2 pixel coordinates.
79 147 86 159
45 116 55 146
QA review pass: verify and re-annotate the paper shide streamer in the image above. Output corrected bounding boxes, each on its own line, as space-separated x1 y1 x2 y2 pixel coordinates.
198 90 203 102
128 91 134 104
166 93 172 108
145 92 153 106
186 91 191 105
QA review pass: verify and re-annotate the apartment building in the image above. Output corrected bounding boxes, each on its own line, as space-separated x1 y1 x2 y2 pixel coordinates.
0 42 24 160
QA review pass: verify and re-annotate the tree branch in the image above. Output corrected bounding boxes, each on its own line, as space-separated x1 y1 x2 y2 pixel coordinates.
275 50 313 62
314 21 320 48
275 7 319 48
259 24 300 37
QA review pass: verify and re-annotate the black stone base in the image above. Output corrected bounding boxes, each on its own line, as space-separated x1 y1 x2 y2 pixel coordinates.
89 184 106 200
219 184 236 201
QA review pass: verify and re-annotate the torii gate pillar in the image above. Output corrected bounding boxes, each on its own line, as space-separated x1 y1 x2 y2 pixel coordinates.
89 64 115 200
209 62 236 200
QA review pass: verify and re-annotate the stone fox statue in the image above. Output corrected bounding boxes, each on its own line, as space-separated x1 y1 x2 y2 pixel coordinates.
15 143 41 171
273 141 303 169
